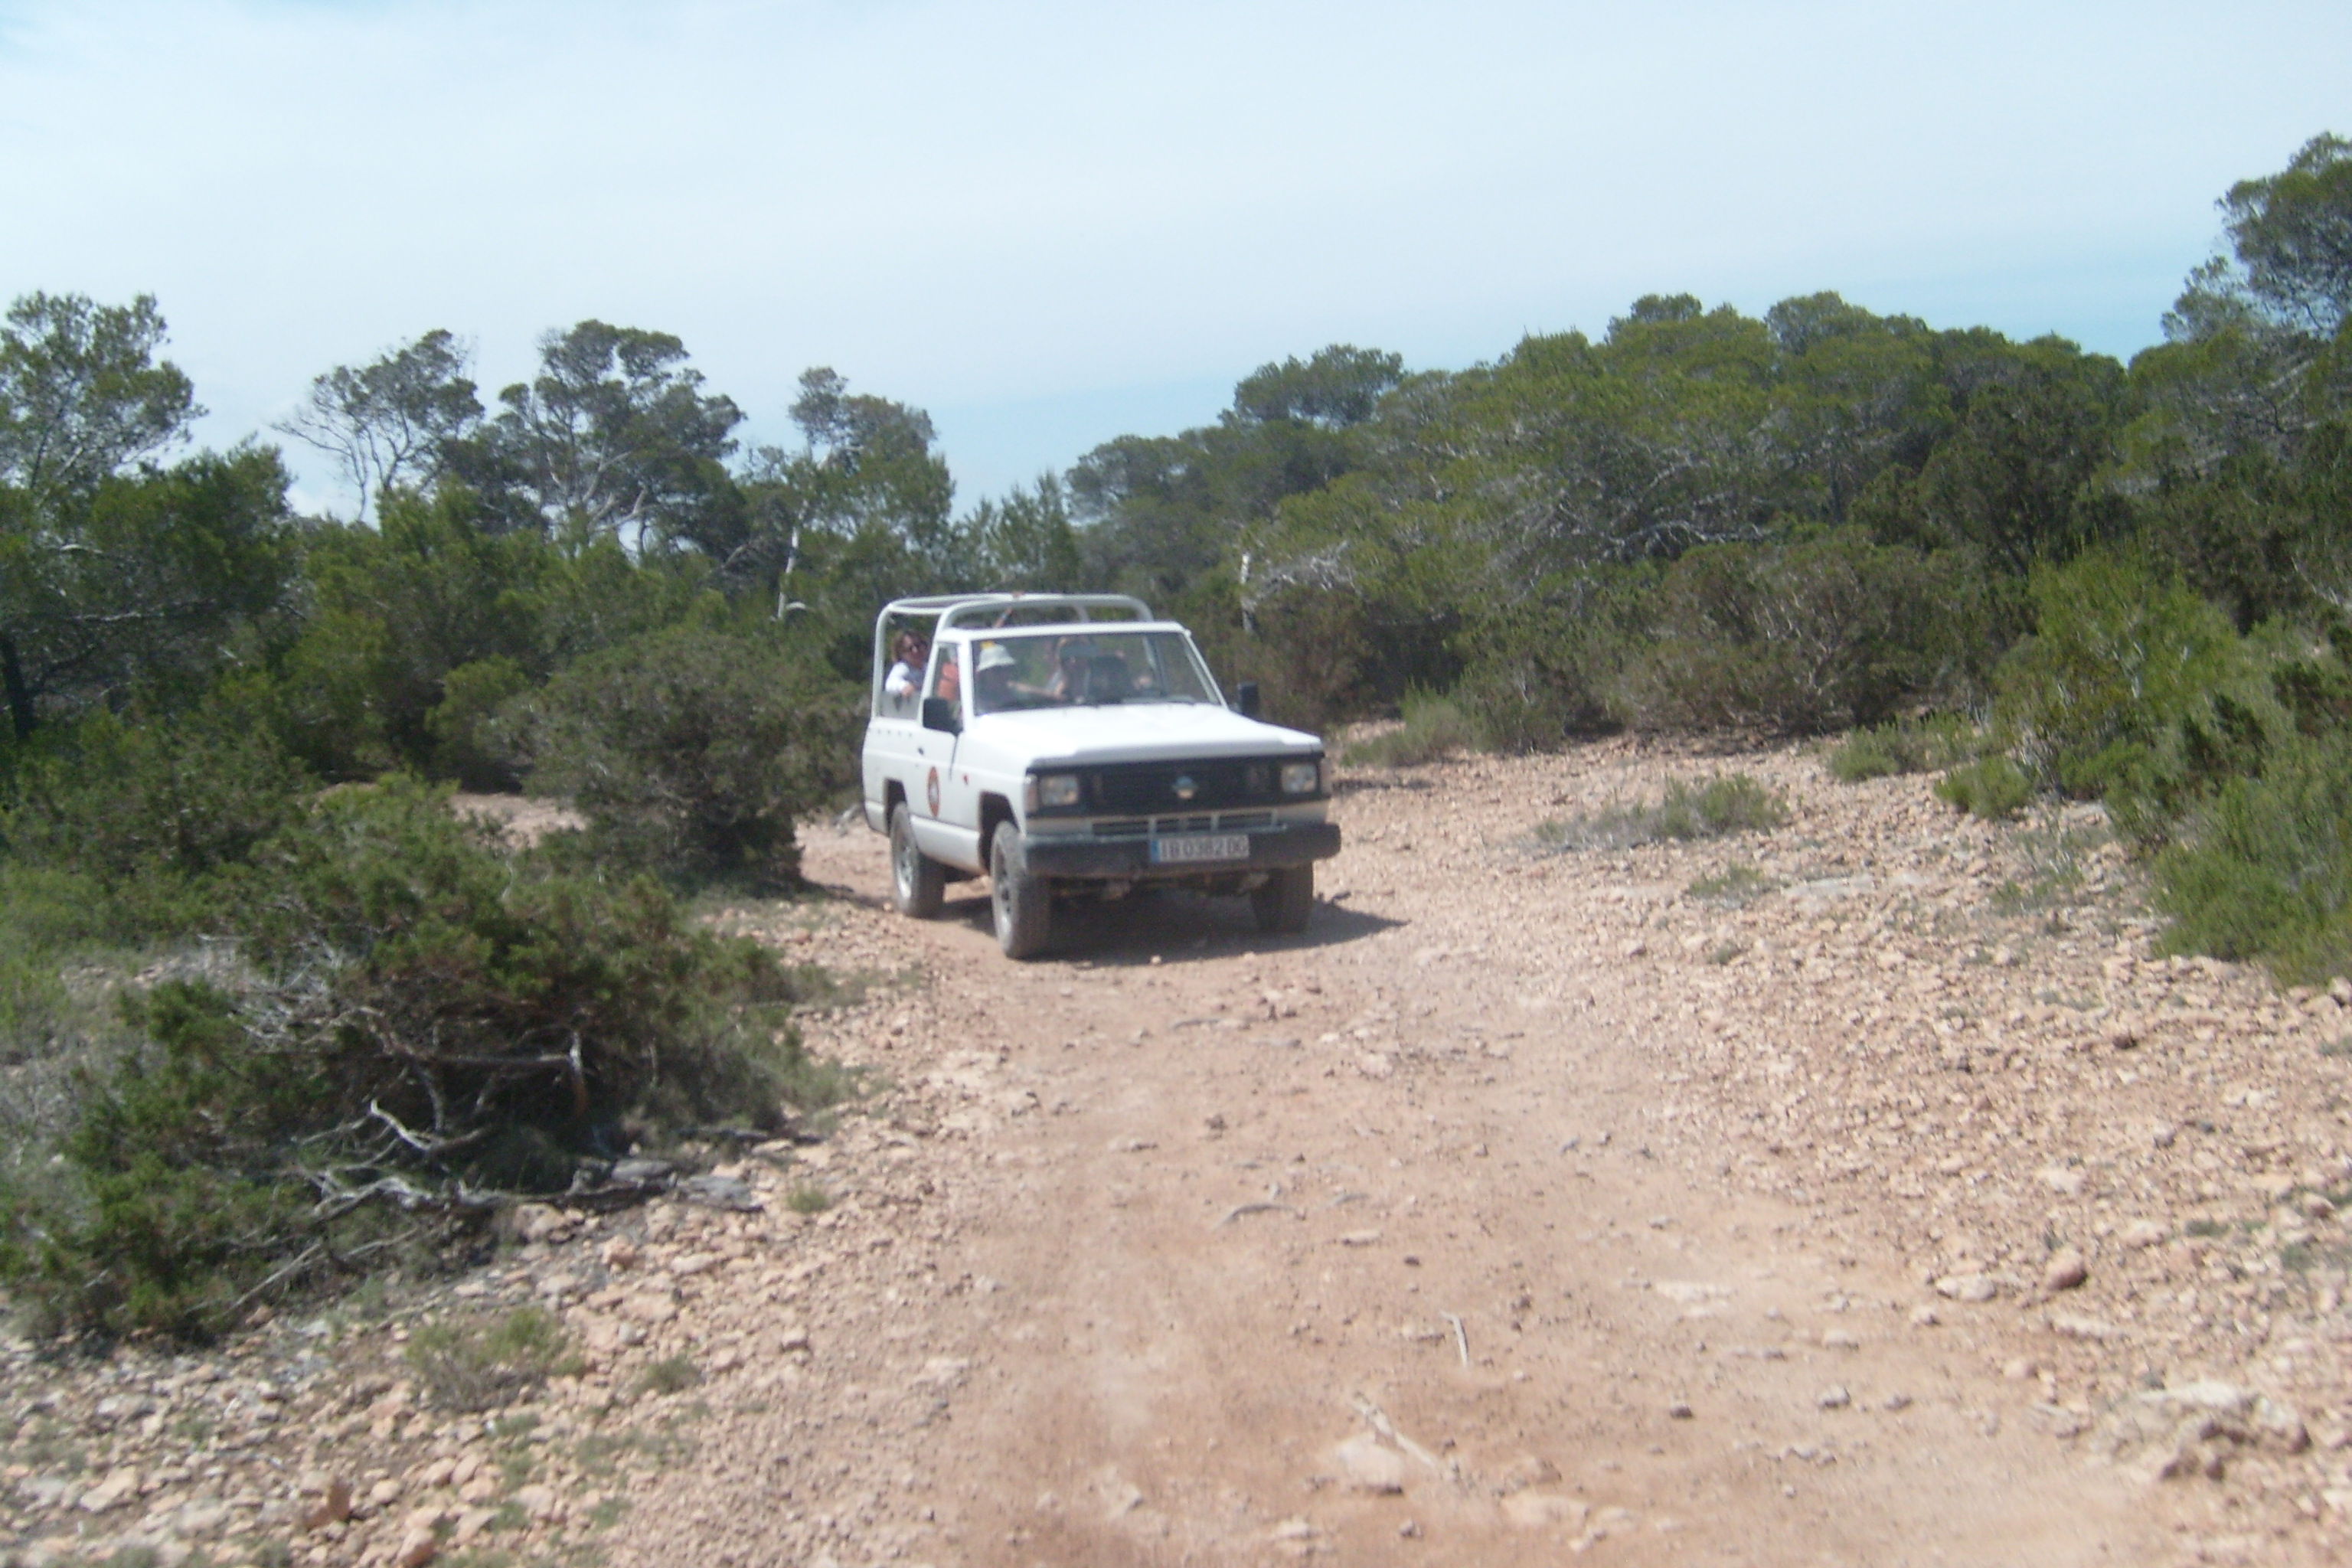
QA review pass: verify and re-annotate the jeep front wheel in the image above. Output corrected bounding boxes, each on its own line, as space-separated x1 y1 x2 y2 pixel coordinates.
1252 864 1315 935
890 802 946 919
990 821 1052 959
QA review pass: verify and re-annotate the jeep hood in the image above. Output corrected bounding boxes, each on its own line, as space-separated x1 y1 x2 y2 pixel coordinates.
970 703 1321 765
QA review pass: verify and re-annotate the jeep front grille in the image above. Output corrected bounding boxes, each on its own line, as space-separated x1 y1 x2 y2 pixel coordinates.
1088 758 1286 812
1091 810 1279 838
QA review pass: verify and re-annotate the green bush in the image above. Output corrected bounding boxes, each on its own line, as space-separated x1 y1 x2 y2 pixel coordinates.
1200 592 1377 738
275 496 551 781
1936 756 2035 819
1685 863 1778 905
274 497 710 783
1540 773 1789 851
407 1306 580 1412
1342 690 1478 766
0 909 77 1067
2155 731 2352 982
2112 622 2352 846
2133 465 2317 633
1992 550 2246 786
1828 714 1981 782
241 778 829 1152
1627 529 1980 737
1826 730 1902 782
426 655 531 790
0 859 142 1206
635 1354 702 1396
0 684 309 935
1661 774 1789 837
1450 584 1635 750
2272 622 2352 736
506 623 859 889
2 1145 319 1342
0 972 335 1338
1976 551 2344 848
0 777 848 1341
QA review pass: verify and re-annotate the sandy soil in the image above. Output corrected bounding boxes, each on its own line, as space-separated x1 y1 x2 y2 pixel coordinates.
8 741 2350 1568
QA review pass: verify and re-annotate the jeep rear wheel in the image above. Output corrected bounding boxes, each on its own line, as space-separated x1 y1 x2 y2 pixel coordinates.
1252 864 1315 935
990 821 1052 959
890 802 946 919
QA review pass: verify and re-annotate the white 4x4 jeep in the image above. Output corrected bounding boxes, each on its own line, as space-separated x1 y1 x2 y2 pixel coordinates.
860 593 1341 959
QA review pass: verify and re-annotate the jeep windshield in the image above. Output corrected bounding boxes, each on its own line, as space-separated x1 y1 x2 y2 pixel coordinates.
968 630 1220 715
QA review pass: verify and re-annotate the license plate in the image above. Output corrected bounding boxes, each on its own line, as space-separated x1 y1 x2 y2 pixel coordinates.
1152 832 1250 864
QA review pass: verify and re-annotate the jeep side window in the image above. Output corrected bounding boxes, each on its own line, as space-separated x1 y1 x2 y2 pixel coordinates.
929 644 962 705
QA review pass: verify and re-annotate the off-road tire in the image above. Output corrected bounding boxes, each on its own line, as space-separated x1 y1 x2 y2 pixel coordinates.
1252 864 1315 935
890 802 946 919
990 821 1052 959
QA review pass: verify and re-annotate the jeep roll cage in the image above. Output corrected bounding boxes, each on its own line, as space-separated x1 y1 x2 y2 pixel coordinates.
871 593 1156 710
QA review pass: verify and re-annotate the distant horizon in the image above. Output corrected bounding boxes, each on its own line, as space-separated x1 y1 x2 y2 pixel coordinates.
4 0 2344 513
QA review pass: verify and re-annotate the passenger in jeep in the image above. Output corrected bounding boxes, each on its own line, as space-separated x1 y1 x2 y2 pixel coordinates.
1049 639 1135 704
1079 653 1132 702
883 630 929 714
973 642 1031 709
1047 638 1095 701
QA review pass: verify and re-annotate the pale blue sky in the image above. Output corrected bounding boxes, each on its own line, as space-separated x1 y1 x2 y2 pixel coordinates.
2 0 2347 512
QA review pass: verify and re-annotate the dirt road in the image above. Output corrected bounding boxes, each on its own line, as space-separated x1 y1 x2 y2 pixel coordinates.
26 743 2341 1568
596 742 2349 1568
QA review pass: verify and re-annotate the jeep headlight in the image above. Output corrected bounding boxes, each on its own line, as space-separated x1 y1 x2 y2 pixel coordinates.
1027 773 1083 811
1279 760 1321 795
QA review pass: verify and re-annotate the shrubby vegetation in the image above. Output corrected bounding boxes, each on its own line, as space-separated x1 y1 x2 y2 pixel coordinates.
1828 714 1982 782
504 621 861 888
1168 136 2347 988
0 306 906 1339
1339 689 1478 766
2 133 2348 1338
1685 864 1779 907
1934 756 2037 821
1539 773 1789 851
406 1305 582 1413
0 779 838 1340
1625 528 1982 737
2155 732 2352 982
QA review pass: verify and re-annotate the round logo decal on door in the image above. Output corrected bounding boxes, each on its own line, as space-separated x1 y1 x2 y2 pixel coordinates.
925 766 941 816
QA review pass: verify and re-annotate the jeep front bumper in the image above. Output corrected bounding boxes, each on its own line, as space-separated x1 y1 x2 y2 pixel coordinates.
1021 821 1341 880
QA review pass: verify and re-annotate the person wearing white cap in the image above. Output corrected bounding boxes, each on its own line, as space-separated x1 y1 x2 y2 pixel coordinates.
972 641 1028 711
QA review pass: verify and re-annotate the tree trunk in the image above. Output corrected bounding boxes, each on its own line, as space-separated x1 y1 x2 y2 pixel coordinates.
0 630 35 740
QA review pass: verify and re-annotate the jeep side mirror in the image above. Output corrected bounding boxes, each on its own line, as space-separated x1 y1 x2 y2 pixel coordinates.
1234 681 1261 718
921 696 962 734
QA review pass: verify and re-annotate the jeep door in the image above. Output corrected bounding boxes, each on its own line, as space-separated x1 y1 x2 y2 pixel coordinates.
910 642 984 871
863 651 923 834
